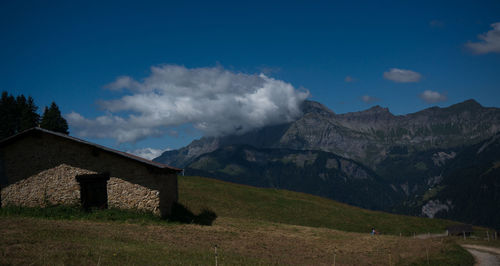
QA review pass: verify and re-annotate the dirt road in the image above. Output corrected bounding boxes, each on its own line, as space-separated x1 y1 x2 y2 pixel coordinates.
461 245 500 266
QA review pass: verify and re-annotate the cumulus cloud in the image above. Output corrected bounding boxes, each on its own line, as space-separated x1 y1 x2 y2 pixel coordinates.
67 65 310 143
128 147 171 160
361 95 380 103
419 90 447 103
383 68 422 83
466 22 500 54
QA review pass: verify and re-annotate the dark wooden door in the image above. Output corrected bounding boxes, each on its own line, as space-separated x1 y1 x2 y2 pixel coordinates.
76 173 109 210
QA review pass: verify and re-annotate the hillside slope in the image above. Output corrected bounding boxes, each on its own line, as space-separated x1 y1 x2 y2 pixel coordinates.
178 175 459 235
416 133 500 230
185 145 401 211
0 176 479 265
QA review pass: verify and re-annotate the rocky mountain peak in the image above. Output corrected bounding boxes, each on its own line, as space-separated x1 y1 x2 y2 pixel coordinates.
448 99 483 111
156 98 500 169
336 105 395 123
364 105 392 115
301 100 335 116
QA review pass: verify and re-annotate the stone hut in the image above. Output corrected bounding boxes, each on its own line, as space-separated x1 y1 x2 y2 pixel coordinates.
0 127 181 217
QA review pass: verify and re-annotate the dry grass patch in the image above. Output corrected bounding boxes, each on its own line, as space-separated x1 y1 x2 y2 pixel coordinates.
0 216 471 265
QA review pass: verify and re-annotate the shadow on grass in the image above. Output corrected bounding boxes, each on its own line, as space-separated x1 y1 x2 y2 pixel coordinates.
169 202 217 226
0 203 217 226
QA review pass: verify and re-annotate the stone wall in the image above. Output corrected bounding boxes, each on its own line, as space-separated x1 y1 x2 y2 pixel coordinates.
1 164 87 207
0 163 163 215
107 177 161 215
0 130 178 217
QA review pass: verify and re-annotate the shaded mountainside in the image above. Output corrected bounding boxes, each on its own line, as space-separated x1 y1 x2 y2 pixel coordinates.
155 99 500 229
156 99 500 168
185 145 401 211
408 133 500 230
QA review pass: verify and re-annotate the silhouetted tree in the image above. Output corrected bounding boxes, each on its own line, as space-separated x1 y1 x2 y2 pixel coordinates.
17 95 40 132
0 92 18 139
0 92 42 139
40 102 69 134
0 91 54 139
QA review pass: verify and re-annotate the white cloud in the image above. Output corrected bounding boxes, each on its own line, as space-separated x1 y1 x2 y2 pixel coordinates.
128 147 171 160
67 65 310 143
419 90 447 103
383 68 422 83
344 76 354 82
466 22 500 54
361 95 380 103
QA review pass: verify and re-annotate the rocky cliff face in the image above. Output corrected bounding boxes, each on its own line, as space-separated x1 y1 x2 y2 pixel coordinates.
156 99 500 169
277 99 500 167
413 133 500 230
184 145 400 210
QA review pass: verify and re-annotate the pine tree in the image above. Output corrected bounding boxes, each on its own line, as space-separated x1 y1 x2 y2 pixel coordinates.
0 91 18 139
18 96 40 131
40 102 69 134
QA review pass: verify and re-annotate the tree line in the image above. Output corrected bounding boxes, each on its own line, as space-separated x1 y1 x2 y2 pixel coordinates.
0 91 69 140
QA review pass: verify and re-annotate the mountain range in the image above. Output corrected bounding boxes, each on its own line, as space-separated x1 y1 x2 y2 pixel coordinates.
155 99 500 229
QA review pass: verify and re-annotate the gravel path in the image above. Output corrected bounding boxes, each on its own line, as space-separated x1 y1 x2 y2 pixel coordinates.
461 245 500 266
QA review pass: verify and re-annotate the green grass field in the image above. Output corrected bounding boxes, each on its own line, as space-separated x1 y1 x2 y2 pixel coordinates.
0 175 478 265
178 175 460 235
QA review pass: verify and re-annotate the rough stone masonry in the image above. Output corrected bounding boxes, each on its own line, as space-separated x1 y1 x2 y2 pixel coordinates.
0 128 181 217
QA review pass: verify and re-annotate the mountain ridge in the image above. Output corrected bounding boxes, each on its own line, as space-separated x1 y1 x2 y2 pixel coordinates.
154 98 500 228
156 99 500 168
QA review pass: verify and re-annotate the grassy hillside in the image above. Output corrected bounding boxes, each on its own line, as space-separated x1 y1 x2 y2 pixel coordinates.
178 176 459 235
0 216 474 265
0 175 477 265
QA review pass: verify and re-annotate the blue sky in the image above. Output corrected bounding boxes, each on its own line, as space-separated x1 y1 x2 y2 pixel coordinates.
1 1 499 159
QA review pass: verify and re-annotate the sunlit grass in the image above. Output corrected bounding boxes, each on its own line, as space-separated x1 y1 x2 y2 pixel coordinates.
179 175 460 235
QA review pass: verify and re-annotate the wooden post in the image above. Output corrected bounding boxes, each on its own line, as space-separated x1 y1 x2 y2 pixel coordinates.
388 250 392 266
333 249 336 266
463 231 466 240
214 245 218 266
426 247 429 265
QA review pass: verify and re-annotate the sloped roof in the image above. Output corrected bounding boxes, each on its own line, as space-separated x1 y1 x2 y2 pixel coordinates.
0 127 182 172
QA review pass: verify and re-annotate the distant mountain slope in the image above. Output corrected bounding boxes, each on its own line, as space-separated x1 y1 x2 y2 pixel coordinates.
155 99 500 229
156 99 500 168
184 145 401 211
415 133 500 230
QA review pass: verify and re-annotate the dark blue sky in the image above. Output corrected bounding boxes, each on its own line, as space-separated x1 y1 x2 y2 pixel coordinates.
1 0 499 157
